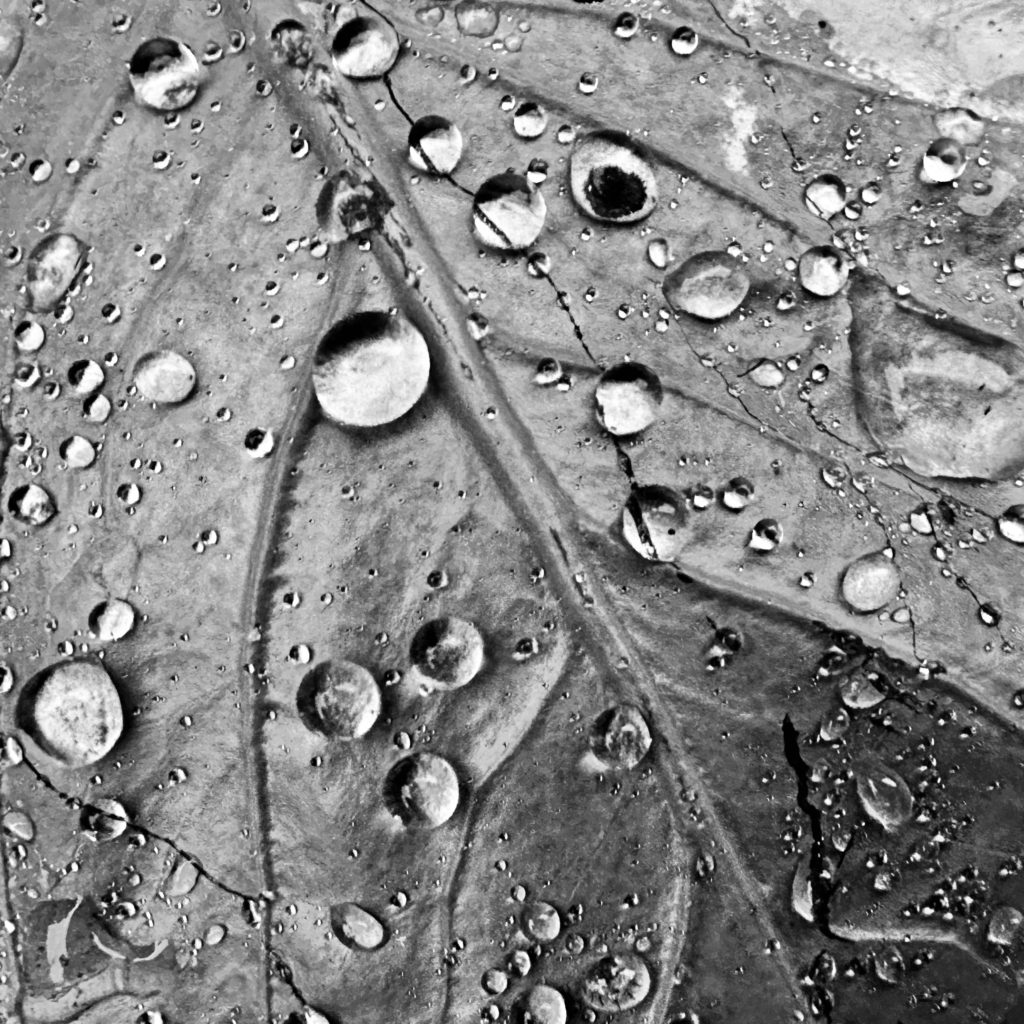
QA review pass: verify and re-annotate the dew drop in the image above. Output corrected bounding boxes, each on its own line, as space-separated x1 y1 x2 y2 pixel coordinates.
25 233 86 313
798 245 849 297
663 251 749 320
997 505 1024 544
81 797 129 841
841 552 899 612
59 435 96 469
622 485 688 561
409 116 463 175
921 137 967 183
524 985 567 1024
330 902 387 950
88 599 135 641
455 0 498 37
569 131 657 224
748 518 782 552
383 751 460 827
331 16 398 79
316 169 392 243
134 350 196 404
594 363 663 436
580 953 651 1012
129 38 202 111
472 174 546 251
721 476 754 511
856 760 913 830
8 483 56 526
296 661 382 740
669 26 699 56
589 704 652 770
512 102 547 139
803 174 848 219
409 617 484 691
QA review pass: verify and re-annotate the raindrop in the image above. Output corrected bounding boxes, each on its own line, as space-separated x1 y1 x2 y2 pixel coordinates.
455 0 498 36
590 704 652 770
613 13 638 38
841 552 899 612
856 760 913 830
646 238 671 269
933 107 984 146
513 102 547 139
663 251 749 320
8 483 56 526
721 476 754 511
669 26 699 56
524 985 567 1024
873 947 905 985
313 311 430 428
749 359 784 388
594 363 663 436
483 968 509 994
316 169 392 242
129 38 202 111
409 617 484 691
569 131 657 224
84 393 112 423
803 174 847 219
578 72 599 94
134 350 196 404
244 427 275 458
14 319 45 353
88 599 135 641
16 660 123 767
534 357 562 385
523 901 561 942
296 660 382 739
383 751 460 827
997 505 1024 544
408 116 463 175
921 137 967 183
798 246 848 297
331 16 398 79
622 485 688 561
59 435 96 469
473 174 546 251
69 359 104 395
166 856 200 897
25 233 86 313
838 670 886 709
3 810 33 842
80 797 129 841
580 953 651 1012
330 902 387 950
748 518 782 552
819 706 850 742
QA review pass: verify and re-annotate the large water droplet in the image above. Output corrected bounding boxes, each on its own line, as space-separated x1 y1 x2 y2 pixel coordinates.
383 752 460 827
331 16 398 79
59 435 96 469
313 311 430 428
455 0 498 36
408 116 463 175
88 599 135 642
589 704 652 770
81 797 129 842
472 174 546 251
803 174 848 219
798 245 848 297
841 552 899 612
856 760 913 830
409 617 484 691
580 953 651 1012
25 234 86 313
16 660 124 767
921 137 967 183
316 169 392 243
569 131 657 224
512 102 548 139
8 483 56 526
669 26 699 56
296 660 382 739
748 518 782 552
663 251 749 320
594 363 663 436
838 670 886 709
524 985 567 1024
129 38 202 111
330 902 387 950
622 485 688 561
997 505 1024 544
134 350 196 404
523 901 561 942
987 905 1023 946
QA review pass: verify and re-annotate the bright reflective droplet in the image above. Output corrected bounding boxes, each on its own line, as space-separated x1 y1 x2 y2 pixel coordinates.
455 0 498 36
841 552 899 612
269 18 312 68
663 251 749 320
25 233 86 313
838 670 886 709
297 660 382 739
512 101 547 139
523 901 561 942
613 13 638 39
129 38 202 111
622 485 688 561
580 953 651 1012
134 350 196 404
721 476 754 511
8 483 56 526
748 518 782 552
997 505 1024 544
569 131 657 224
749 359 784 389
595 363 663 436
244 427 275 458
69 359 104 395
646 237 670 269
16 660 123 767
472 173 546 251
921 137 967 183
798 245 848 297
408 116 463 175
803 173 847 219
59 435 96 469
383 751 460 827
524 985 567 1024
316 169 392 243
409 617 484 691
856 760 913 830
88 599 135 641
590 704 652 770
14 319 45 353
330 902 387 950
313 311 430 428
331 16 398 79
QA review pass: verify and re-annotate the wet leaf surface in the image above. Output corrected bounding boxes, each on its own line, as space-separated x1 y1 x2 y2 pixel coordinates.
1 1 1024 1022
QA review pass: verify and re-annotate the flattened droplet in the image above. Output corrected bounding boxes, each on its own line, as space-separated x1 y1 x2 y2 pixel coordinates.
921 137 967 183
594 363 662 436
663 251 749 320
856 760 913 830
933 107 984 146
16 660 124 768
316 169 392 243
512 102 548 139
841 552 899 612
313 312 430 428
580 953 651 1012
8 483 56 526
129 38 202 111
331 16 398 79
803 174 848 219
798 245 849 297
166 855 201 897
296 660 382 739
409 617 484 691
134 350 196 404
622 485 688 562
26 234 86 313
88 599 135 642
590 704 652 770
330 902 387 950
0 15 23 77
998 506 1024 544
569 131 657 224
524 985 567 1024
408 116 463 175
384 752 460 827
522 901 561 943
473 174 546 251
455 0 498 36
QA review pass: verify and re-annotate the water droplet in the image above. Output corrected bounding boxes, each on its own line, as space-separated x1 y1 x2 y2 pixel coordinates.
534 357 562 385
331 16 398 78
749 359 784 388
819 706 850 742
856 760 913 830
841 552 899 612
594 363 663 436
408 116 463 175
513 101 547 139
663 251 749 320
455 0 498 36
59 435 96 469
313 311 430 428
134 350 196 404
721 476 754 512
646 238 671 269
81 797 129 841
69 359 104 395
987 905 1023 946
8 483 56 526
524 985 567 1024
16 660 123 767
473 173 546 250
244 427 275 458
25 233 86 313
0 15 24 76
921 137 967 183
613 13 638 39
84 393 111 423
798 246 848 297
330 902 387 950
748 518 782 552
523 901 561 942
590 704 652 770
129 38 202 111
409 617 484 691
166 855 201 897
873 946 905 985
997 505 1024 544
13 319 44 353
669 26 699 56
383 751 460 827
483 968 509 994
88 599 135 641
569 131 657 224
838 670 886 709
622 485 688 561
269 19 311 68
3 809 33 842
296 661 382 739
580 953 651 1012
316 169 392 243
803 174 848 219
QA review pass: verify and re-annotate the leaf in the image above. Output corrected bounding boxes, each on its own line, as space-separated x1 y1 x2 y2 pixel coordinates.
1 1 1023 1023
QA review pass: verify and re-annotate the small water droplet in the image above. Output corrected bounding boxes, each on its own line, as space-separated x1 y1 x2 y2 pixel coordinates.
129 38 202 111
